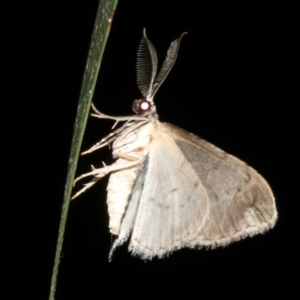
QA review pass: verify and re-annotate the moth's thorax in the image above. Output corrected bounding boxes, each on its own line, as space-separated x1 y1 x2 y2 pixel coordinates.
112 120 156 159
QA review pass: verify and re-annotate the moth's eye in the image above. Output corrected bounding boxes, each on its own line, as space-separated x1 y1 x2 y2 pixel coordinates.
132 99 151 114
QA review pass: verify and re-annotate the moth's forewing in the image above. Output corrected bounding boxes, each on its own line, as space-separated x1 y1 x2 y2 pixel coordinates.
110 123 211 259
129 127 211 259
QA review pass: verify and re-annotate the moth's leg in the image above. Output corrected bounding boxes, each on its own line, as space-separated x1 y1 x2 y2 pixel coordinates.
73 159 139 185
81 139 113 155
72 155 140 199
114 152 139 161
90 103 148 122
81 120 148 155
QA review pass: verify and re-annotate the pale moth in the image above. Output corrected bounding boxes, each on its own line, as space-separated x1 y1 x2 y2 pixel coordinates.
72 29 277 260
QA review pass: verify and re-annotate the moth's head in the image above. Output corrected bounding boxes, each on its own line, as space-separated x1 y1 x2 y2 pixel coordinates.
132 98 156 115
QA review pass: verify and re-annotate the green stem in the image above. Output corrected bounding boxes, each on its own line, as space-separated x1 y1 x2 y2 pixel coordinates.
49 1 118 299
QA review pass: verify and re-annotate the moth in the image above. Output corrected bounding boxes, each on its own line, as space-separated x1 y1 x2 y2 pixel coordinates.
73 29 277 260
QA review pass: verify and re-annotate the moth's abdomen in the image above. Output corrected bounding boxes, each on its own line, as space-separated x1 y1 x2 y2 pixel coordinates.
107 163 141 235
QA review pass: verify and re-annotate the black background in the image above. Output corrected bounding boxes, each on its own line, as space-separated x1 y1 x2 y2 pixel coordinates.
2 1 298 299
